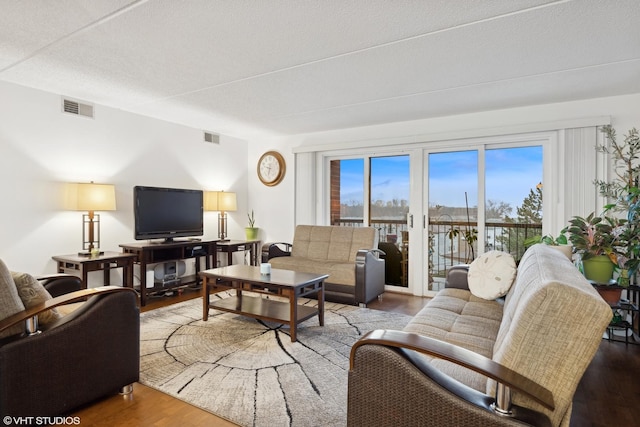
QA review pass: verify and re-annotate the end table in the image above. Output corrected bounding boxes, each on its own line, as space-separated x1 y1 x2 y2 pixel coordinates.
52 251 136 289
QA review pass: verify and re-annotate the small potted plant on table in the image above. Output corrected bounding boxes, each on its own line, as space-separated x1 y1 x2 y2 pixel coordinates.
245 210 259 240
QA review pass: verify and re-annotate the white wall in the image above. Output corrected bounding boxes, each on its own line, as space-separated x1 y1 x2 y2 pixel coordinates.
246 140 297 243
3 78 639 277
249 93 640 243
0 81 249 277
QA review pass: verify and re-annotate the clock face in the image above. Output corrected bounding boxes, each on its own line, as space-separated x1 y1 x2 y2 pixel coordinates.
257 151 285 186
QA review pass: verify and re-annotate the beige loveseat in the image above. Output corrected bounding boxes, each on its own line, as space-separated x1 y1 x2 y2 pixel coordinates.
262 225 385 306
348 244 612 426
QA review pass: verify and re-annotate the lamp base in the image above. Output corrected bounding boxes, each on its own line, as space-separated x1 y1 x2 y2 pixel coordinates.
78 250 104 257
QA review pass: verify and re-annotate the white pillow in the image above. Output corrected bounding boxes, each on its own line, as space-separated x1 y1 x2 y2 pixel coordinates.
467 251 516 300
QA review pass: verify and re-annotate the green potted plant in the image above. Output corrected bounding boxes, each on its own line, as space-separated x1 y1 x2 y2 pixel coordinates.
245 210 259 240
523 231 572 259
596 125 640 286
596 126 640 214
565 212 620 284
622 187 640 280
605 190 640 287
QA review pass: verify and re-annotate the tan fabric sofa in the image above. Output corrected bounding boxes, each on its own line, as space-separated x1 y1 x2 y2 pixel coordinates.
348 244 612 426
263 225 385 306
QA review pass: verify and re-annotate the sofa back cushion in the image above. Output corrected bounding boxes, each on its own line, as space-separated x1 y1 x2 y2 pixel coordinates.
490 244 612 426
291 225 377 262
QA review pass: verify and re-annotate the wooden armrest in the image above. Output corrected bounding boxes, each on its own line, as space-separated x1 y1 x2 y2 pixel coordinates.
0 286 138 334
350 329 554 411
35 273 79 281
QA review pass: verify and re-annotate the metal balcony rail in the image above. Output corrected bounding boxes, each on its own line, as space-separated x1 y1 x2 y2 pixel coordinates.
332 218 542 279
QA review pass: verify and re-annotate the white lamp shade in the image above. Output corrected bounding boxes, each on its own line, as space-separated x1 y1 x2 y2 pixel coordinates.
218 192 237 212
65 183 116 211
204 191 236 212
204 191 220 211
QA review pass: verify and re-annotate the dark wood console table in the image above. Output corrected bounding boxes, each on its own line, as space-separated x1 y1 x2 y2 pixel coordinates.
120 239 217 306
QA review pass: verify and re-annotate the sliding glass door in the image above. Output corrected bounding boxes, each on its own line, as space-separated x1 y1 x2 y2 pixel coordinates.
426 145 542 289
330 154 411 289
326 135 545 295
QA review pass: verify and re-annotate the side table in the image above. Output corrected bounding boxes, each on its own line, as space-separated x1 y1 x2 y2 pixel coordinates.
52 251 136 289
214 240 261 267
606 301 638 345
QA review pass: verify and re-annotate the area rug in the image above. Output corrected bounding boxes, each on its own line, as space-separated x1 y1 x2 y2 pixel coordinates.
139 292 412 427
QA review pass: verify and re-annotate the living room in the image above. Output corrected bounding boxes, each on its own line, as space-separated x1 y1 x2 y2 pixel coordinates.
1 1 640 426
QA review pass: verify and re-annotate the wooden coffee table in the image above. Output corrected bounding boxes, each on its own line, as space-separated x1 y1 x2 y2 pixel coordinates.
201 265 328 342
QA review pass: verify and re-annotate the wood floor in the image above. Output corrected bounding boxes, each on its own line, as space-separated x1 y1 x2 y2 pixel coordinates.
72 289 639 426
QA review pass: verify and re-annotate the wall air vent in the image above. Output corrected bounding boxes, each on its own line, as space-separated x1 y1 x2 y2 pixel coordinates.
204 131 220 144
62 97 94 118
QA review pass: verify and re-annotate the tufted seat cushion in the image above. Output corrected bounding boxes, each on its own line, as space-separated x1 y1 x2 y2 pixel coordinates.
402 288 504 391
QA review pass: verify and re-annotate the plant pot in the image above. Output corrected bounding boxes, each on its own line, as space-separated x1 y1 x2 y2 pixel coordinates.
582 255 615 284
594 285 623 305
245 227 259 241
617 269 630 287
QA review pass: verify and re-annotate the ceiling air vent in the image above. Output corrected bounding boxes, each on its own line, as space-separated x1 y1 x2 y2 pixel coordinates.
204 131 220 144
62 98 94 118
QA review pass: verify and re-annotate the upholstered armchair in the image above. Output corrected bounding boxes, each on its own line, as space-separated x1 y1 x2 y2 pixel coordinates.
36 273 84 297
0 260 140 418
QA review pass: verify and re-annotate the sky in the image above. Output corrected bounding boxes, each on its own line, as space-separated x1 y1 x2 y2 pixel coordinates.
339 146 543 212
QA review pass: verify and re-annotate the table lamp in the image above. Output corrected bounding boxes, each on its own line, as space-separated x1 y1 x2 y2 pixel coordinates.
65 182 116 256
204 190 237 241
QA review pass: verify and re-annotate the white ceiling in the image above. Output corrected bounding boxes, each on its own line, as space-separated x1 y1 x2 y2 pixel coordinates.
2 0 639 139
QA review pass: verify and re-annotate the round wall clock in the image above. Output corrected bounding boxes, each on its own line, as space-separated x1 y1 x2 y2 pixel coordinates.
257 151 286 186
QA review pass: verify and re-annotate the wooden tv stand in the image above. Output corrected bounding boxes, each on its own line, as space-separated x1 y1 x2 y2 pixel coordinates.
120 239 217 306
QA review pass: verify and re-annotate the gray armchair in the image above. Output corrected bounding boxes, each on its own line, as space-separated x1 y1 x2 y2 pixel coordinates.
0 269 139 418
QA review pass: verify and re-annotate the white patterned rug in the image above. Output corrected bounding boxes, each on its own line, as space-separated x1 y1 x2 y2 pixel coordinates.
139 292 412 427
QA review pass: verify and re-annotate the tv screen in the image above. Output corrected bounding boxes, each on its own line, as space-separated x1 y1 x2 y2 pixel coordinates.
134 186 203 241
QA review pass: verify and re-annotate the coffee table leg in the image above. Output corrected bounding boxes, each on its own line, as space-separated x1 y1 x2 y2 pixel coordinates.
318 281 325 326
290 290 298 342
202 277 209 321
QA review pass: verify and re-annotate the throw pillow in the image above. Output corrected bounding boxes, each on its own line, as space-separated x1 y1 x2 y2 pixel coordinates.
467 251 517 300
0 259 27 339
11 272 61 326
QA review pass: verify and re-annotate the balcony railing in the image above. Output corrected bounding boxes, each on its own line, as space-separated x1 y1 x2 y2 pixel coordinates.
332 218 542 281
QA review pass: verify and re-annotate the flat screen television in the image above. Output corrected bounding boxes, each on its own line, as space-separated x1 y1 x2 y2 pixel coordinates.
134 186 203 242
